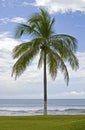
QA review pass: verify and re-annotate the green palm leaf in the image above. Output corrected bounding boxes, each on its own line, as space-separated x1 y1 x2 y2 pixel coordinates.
47 46 69 85
12 44 39 79
51 34 78 52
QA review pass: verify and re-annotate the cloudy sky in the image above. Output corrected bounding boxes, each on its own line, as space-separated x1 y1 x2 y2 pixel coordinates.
0 0 85 99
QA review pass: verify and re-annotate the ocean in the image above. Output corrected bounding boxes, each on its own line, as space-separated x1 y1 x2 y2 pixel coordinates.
0 99 85 116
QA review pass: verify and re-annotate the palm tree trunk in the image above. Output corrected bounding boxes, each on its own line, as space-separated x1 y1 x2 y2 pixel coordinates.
43 50 47 115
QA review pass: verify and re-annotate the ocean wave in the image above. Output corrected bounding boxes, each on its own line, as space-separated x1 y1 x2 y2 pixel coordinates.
34 108 85 115
0 107 85 116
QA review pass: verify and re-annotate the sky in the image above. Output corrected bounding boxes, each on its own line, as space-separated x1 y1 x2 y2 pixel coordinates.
0 0 85 99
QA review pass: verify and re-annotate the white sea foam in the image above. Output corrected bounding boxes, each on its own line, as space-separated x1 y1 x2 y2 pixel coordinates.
0 106 85 116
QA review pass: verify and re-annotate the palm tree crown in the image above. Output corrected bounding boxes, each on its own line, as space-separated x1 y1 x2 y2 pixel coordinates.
12 9 79 115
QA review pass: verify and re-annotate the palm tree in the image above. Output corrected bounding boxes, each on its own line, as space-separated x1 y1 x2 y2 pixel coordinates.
12 9 79 115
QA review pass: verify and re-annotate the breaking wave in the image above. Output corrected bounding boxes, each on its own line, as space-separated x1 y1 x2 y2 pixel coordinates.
0 107 85 116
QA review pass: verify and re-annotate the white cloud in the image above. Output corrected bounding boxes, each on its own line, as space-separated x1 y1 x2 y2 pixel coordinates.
10 17 27 23
0 32 19 51
0 17 26 25
22 2 35 6
0 32 19 82
51 91 85 99
64 91 85 96
35 0 85 13
0 32 10 38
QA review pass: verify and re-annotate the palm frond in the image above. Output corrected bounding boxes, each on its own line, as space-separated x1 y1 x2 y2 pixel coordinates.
15 24 36 38
51 34 78 52
47 52 58 80
13 36 46 59
67 53 79 70
50 40 69 58
47 47 69 85
12 45 39 79
12 41 32 59
50 40 79 70
48 18 55 36
29 9 54 38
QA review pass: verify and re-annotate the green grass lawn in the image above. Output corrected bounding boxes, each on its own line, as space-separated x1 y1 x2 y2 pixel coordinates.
0 115 85 130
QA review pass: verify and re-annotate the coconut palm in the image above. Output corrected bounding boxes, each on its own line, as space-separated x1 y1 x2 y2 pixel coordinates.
12 9 79 115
